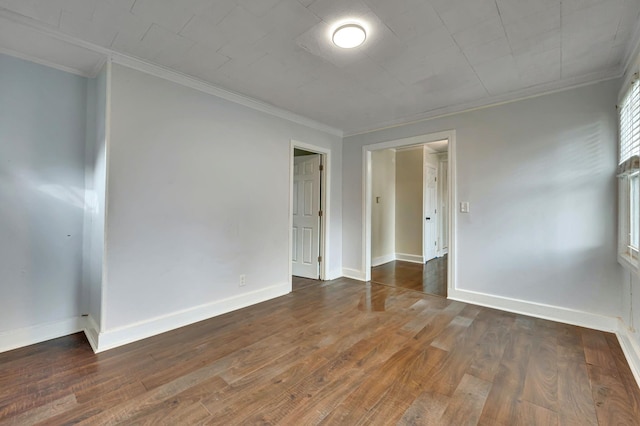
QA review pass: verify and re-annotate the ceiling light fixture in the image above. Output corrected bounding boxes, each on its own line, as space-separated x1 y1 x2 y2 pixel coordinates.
332 24 366 49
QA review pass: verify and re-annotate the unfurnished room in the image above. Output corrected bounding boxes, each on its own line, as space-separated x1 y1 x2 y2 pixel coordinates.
1 0 640 424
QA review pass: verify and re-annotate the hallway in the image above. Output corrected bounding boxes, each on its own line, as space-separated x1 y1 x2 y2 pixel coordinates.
371 256 447 297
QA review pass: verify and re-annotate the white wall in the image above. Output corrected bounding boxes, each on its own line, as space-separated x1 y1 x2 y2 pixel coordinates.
102 64 342 340
82 63 108 337
395 147 424 258
371 149 395 265
344 79 622 320
0 54 87 345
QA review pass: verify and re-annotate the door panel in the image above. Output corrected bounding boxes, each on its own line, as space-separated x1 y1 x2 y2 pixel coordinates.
292 154 321 279
424 164 437 262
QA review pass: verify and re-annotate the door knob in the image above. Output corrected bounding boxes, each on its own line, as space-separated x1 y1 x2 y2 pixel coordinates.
426 217 431 220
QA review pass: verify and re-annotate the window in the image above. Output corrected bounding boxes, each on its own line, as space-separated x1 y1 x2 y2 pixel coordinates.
618 77 640 265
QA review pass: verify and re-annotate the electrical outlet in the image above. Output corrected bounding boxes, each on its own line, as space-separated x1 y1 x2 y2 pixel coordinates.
239 274 246 287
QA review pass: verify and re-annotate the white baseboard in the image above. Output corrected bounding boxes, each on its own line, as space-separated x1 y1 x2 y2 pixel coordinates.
617 320 640 389
395 253 424 264
448 288 619 332
372 253 395 267
94 283 290 352
0 316 84 354
342 268 366 281
83 315 100 353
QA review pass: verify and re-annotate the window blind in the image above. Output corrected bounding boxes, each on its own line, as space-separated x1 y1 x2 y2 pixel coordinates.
619 77 640 175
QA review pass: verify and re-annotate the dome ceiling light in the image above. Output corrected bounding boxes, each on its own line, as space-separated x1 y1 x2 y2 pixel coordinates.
332 24 366 49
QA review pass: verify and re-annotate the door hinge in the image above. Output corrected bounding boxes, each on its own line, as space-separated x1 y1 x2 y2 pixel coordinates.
318 255 322 262
319 164 324 171
319 210 323 217
435 241 437 246
435 177 437 182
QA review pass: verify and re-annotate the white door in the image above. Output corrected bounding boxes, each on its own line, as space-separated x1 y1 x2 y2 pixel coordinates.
292 154 321 279
424 164 437 262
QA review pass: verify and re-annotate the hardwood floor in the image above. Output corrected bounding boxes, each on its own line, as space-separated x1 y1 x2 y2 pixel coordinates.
1 277 639 425
372 257 447 297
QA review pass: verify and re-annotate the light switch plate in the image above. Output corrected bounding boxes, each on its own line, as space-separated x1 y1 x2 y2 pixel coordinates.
460 201 470 213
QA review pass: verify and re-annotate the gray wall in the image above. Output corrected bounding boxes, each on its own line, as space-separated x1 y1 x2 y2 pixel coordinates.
371 149 395 263
344 79 622 318
104 64 343 331
0 53 87 332
395 147 424 257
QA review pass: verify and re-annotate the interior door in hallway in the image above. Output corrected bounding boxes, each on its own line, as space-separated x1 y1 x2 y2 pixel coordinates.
424 164 437 262
292 154 321 279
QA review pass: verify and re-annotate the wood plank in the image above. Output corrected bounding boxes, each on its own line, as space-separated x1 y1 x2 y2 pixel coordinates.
438 374 492 426
587 364 639 425
478 329 534 425
581 328 618 372
557 343 598 426
397 391 450 426
522 334 558 411
516 400 558 425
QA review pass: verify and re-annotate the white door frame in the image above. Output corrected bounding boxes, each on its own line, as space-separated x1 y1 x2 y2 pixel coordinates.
362 130 456 297
289 140 330 285
423 161 438 263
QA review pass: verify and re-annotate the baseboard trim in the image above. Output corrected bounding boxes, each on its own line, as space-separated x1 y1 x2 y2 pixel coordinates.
372 253 395 267
94 283 290 352
448 288 619 332
0 316 84 354
395 253 424 264
342 268 366 281
617 320 640 389
83 315 100 353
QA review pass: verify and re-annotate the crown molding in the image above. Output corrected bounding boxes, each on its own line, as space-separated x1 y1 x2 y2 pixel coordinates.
109 54 343 137
0 46 92 77
621 14 640 86
345 68 622 137
0 8 343 138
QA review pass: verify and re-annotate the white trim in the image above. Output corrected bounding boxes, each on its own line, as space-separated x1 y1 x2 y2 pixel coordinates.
0 8 342 137
621 15 640 90
112 56 342 137
100 60 112 333
372 253 396 267
0 317 84 354
346 70 620 136
289 140 332 282
617 319 640 389
83 315 99 353
342 268 367 281
395 253 424 264
94 283 289 352
448 288 619 332
363 130 457 295
0 46 92 77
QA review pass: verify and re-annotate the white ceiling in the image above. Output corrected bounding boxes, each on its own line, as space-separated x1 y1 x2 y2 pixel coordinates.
1 0 639 135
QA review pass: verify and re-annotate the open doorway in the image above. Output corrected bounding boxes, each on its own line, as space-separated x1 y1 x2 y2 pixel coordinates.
363 131 455 298
289 141 330 292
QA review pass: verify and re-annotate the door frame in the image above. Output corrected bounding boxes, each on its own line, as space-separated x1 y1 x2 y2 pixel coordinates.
289 140 330 285
362 130 456 297
423 161 438 263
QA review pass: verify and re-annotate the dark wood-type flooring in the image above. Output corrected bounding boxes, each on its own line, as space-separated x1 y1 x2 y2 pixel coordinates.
372 257 447 297
1 277 639 425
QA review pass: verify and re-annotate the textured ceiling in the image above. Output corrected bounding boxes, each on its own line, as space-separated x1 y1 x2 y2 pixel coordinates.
0 0 639 135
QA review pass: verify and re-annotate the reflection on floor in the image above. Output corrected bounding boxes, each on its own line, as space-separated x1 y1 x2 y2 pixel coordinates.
371 256 447 297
